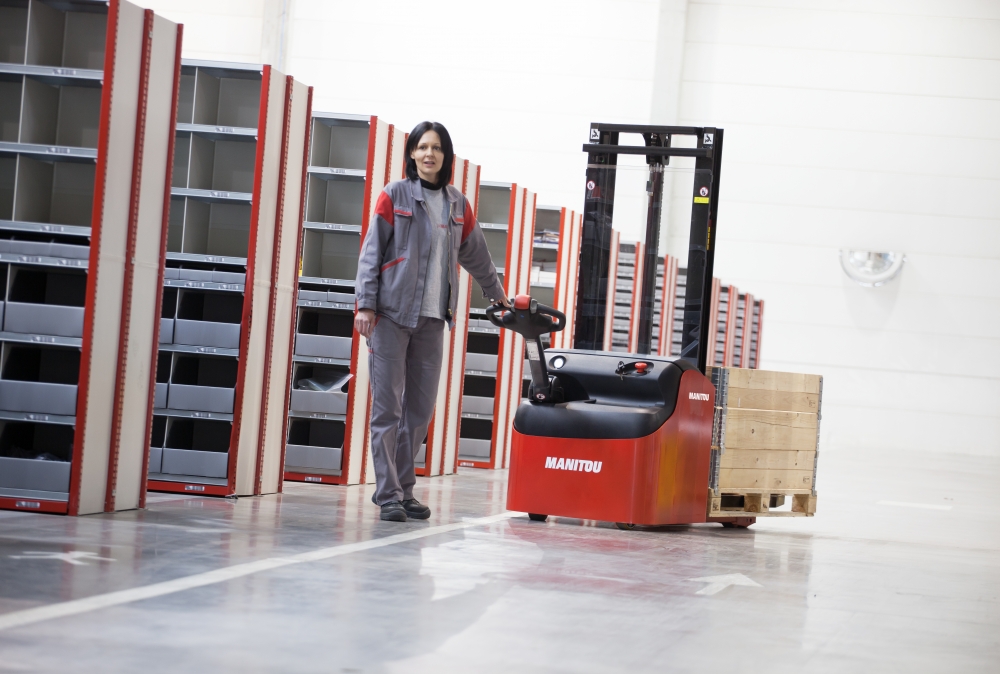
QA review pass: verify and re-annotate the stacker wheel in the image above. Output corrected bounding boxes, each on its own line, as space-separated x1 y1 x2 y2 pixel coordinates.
720 517 755 528
615 522 636 531
528 513 548 522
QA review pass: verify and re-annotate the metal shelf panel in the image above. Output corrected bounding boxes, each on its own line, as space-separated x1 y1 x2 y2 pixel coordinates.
0 63 103 84
170 187 253 203
302 221 361 233
166 251 247 266
296 298 354 311
163 278 245 293
0 141 97 162
157 343 239 357
0 410 75 426
298 275 355 288
152 407 234 422
0 220 91 237
0 253 88 269
291 354 351 366
0 331 82 348
176 122 256 140
307 166 366 181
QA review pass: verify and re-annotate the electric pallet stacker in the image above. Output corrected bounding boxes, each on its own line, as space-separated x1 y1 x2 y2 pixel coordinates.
500 123 753 529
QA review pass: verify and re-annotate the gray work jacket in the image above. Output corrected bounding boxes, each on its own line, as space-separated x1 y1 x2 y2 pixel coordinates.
355 178 505 329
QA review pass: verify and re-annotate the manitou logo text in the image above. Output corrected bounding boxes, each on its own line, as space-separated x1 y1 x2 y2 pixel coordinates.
689 392 710 401
545 457 602 473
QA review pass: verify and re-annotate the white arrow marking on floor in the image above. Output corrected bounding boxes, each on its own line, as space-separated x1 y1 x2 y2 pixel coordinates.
876 500 952 511
0 511 518 632
8 551 116 566
687 573 761 596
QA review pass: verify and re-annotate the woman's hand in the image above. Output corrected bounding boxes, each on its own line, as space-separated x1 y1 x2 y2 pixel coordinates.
355 309 376 338
494 290 511 308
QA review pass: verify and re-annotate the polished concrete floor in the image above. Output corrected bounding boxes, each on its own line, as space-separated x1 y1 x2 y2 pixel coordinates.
0 448 997 673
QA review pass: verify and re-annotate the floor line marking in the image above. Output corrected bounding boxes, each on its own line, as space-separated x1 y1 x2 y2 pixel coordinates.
0 511 519 632
876 500 952 511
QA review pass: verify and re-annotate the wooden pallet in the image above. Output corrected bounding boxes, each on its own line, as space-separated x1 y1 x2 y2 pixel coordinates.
706 367 822 519
707 489 818 519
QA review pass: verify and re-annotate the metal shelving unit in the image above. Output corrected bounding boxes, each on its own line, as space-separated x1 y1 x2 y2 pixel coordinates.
456 180 534 471
149 58 311 497
0 0 181 515
283 111 392 486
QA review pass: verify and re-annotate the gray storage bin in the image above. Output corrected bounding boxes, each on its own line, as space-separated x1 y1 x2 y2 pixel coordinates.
159 317 174 344
458 437 492 460
178 269 214 282
4 302 85 338
212 271 245 284
154 382 168 408
148 446 163 473
0 456 71 493
167 384 234 414
160 448 228 478
327 292 355 304
465 353 498 372
49 243 90 259
297 290 326 301
164 268 180 279
284 444 342 471
289 389 347 415
461 395 494 417
0 380 78 416
8 240 51 256
294 334 351 360
173 319 241 349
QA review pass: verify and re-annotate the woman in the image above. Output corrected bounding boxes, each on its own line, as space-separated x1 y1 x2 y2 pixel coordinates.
355 121 509 522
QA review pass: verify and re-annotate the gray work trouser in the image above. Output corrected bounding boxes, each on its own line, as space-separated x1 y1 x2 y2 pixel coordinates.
368 315 445 505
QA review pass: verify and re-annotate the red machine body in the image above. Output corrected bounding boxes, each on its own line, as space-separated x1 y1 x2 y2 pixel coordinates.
507 367 714 526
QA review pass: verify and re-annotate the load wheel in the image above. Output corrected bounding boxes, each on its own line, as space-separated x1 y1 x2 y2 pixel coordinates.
615 522 636 531
528 513 548 522
720 517 755 528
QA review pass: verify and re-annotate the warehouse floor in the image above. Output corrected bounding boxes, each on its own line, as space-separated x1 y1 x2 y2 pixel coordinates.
0 450 997 673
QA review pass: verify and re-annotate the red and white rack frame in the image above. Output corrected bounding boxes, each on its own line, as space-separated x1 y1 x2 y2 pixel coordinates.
0 0 180 515
283 112 392 487
147 59 311 498
456 181 535 470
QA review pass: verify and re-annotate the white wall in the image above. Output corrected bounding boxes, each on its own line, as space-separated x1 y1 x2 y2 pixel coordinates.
138 0 1000 455
667 0 1000 455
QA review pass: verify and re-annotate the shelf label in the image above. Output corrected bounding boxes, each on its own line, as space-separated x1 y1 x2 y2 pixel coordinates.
46 146 71 154
215 126 234 133
184 485 206 492
15 501 41 509
210 191 231 198
304 476 323 482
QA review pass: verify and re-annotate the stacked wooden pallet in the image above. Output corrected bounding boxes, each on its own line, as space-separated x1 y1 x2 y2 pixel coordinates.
705 367 822 521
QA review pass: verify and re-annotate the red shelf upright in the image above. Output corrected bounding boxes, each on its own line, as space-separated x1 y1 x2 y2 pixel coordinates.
148 59 311 497
282 112 392 487
455 180 534 470
0 1 181 515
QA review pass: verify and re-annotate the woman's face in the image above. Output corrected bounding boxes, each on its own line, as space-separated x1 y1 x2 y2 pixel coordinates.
411 130 444 183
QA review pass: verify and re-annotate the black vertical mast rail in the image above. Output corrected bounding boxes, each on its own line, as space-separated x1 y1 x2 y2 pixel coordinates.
575 123 723 374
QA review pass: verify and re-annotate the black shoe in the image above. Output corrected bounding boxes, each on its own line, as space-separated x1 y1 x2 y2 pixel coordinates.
401 499 431 520
380 501 407 522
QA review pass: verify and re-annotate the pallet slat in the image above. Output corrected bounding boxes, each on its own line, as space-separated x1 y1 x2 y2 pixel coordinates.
723 386 819 413
719 449 816 470
723 408 818 451
718 468 814 491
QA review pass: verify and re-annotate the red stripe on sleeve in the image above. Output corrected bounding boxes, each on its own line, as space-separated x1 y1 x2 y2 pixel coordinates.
375 191 394 226
462 199 475 242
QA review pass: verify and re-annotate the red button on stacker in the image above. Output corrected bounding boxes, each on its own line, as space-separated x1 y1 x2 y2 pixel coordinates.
635 362 648 373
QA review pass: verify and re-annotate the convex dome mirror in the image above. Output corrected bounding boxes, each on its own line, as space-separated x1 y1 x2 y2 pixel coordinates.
839 250 905 287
